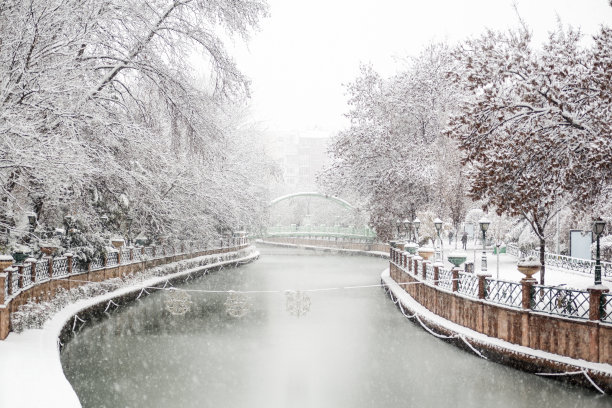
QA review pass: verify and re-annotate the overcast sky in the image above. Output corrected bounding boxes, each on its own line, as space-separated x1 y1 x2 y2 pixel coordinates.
230 0 612 136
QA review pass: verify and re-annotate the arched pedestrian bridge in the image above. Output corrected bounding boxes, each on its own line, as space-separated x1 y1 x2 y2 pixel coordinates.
266 192 377 241
269 192 355 210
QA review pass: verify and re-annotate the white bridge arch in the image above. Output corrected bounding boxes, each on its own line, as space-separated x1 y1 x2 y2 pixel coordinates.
269 192 355 210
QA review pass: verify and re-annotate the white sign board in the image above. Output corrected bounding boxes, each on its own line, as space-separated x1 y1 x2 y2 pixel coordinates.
464 223 475 239
570 230 592 260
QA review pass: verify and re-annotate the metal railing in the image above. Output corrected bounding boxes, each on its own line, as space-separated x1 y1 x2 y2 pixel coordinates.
602 294 612 324
437 267 453 291
458 272 479 298
106 251 119 267
21 263 32 289
53 257 69 277
120 248 131 264
485 278 522 308
36 259 49 281
425 263 435 282
144 247 154 259
507 243 612 278
10 271 18 296
1 238 250 305
90 255 104 271
389 246 612 323
531 285 590 320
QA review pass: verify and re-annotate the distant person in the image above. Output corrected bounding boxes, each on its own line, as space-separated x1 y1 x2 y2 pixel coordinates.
448 231 454 245
461 232 468 250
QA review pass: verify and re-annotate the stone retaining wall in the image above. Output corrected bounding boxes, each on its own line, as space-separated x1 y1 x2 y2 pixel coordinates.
390 262 612 365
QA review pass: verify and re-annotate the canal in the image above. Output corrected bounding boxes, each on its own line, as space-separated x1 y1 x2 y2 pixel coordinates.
61 245 610 407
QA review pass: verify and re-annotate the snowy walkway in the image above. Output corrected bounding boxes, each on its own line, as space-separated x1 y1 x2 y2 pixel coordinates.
0 250 259 408
440 242 610 290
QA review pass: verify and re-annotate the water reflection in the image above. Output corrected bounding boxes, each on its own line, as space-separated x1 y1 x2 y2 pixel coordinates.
61 246 611 407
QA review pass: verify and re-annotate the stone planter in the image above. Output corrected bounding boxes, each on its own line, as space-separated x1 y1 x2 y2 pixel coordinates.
11 252 29 264
447 252 467 268
111 239 125 249
418 247 435 261
135 237 148 246
0 255 14 271
39 245 58 257
517 264 540 280
404 243 418 255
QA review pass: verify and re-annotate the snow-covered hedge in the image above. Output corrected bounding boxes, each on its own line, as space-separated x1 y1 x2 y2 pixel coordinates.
592 235 612 262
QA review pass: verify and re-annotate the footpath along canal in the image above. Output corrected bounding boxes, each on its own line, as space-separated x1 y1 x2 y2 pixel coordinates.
61 245 611 407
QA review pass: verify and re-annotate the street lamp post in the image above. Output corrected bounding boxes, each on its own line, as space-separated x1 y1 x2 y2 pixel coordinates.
27 212 37 232
126 216 133 247
593 219 606 286
479 218 490 273
403 218 411 241
396 219 401 239
434 218 443 263
413 217 421 246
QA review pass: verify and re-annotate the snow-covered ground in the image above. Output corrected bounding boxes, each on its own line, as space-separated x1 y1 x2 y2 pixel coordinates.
0 249 259 408
440 242 611 290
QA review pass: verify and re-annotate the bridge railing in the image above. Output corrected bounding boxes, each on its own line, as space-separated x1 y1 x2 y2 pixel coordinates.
266 225 378 240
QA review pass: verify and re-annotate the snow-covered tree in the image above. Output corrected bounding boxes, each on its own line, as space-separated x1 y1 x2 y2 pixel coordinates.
447 24 612 284
0 0 271 252
321 44 466 239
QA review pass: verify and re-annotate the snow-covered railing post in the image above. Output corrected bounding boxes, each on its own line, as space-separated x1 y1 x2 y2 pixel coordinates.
521 279 536 310
0 274 6 304
129 247 134 262
477 274 491 299
452 269 460 292
5 267 16 297
116 249 121 265
433 265 440 287
588 286 610 321
65 253 73 275
29 259 37 285
47 256 54 280
421 260 428 280
17 264 24 290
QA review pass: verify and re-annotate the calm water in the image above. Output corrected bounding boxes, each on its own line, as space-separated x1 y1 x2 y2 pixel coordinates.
61 246 611 407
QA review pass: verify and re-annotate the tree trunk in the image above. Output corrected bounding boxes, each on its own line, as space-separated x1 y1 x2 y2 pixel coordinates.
539 238 546 285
